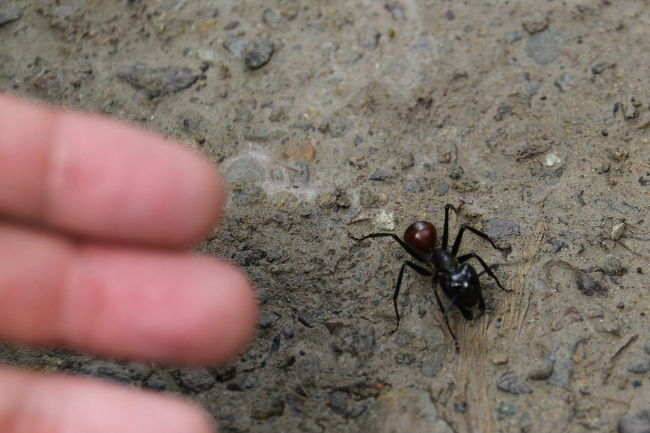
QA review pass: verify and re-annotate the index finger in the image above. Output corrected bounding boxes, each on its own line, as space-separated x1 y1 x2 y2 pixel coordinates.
0 94 225 247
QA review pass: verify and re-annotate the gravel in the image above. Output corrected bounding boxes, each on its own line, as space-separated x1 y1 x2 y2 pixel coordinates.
618 410 650 433
575 272 607 296
526 29 563 65
175 367 217 393
224 37 276 70
225 158 266 185
627 357 650 374
602 255 627 276
0 6 23 27
116 63 200 98
496 371 533 394
484 219 521 240
252 397 285 419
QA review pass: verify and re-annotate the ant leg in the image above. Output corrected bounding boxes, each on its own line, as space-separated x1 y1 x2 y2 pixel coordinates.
442 204 459 251
455 305 475 320
443 293 468 321
458 253 506 291
356 233 427 263
477 291 486 316
433 276 459 351
391 261 432 332
460 291 486 320
451 225 501 257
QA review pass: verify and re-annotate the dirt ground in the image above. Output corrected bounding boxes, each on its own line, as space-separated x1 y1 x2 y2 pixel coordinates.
1 0 650 432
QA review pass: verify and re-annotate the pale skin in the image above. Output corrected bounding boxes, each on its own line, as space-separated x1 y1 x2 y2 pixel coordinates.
0 94 259 432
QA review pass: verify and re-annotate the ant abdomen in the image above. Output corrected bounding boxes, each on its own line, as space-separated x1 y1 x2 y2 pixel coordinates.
404 221 437 255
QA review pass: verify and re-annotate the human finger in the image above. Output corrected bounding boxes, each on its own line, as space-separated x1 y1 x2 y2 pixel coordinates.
0 223 258 365
0 367 215 433
0 94 224 247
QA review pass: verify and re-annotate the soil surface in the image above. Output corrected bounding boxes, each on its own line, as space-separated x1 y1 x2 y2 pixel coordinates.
1 1 650 432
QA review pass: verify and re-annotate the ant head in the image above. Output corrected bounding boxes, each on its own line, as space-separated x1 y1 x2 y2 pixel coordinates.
404 221 437 256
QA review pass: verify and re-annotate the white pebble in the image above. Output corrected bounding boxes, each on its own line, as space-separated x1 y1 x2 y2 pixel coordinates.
543 152 561 167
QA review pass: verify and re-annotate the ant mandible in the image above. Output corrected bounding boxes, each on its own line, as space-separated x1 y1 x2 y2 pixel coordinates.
357 204 506 346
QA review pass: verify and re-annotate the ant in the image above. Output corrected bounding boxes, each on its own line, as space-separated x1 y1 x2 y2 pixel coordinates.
357 204 506 346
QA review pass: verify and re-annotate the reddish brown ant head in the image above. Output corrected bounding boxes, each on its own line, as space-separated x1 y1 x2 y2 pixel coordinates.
404 221 437 255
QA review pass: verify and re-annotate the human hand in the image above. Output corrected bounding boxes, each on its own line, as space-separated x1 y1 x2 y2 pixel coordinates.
0 94 258 432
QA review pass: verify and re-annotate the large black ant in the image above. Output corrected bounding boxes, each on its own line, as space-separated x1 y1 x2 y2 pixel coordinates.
357 204 506 346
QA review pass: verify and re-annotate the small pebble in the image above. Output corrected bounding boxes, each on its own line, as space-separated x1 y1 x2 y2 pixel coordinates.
494 104 512 121
404 177 430 193
269 106 288 122
316 193 337 209
546 237 568 253
77 361 150 384
251 397 285 419
527 357 554 380
504 30 523 44
433 179 450 196
526 30 563 65
395 353 416 366
283 139 317 162
628 357 650 374
575 272 607 297
449 165 464 180
224 158 266 185
223 37 276 70
175 367 217 393
144 373 168 391
612 222 626 240
329 391 350 416
543 152 561 167
454 401 468 413
485 219 521 240
262 8 283 28
117 63 200 98
592 62 615 75
369 169 390 181
243 127 283 142
526 80 541 95
602 255 627 276
497 400 516 416
618 410 650 433
319 115 351 138
400 152 415 169
0 7 24 27
259 312 280 328
298 313 315 328
623 97 641 120
289 161 310 186
497 371 533 394
491 353 509 365
196 48 217 64
375 210 396 231
522 14 549 34
554 74 575 93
